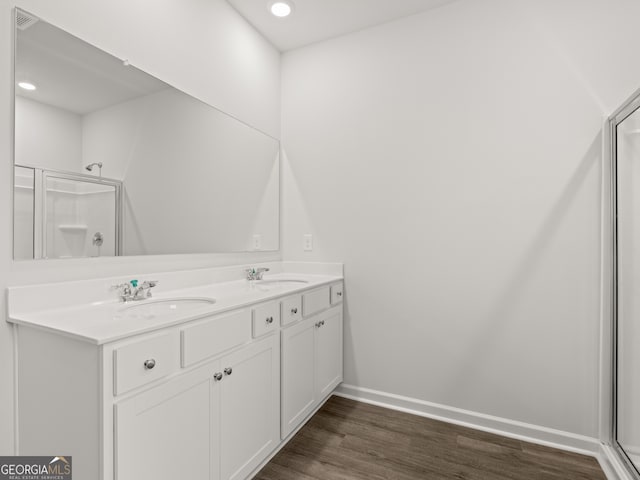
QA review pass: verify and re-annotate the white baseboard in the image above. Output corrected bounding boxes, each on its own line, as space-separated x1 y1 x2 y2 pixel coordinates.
248 384 630 480
334 384 601 457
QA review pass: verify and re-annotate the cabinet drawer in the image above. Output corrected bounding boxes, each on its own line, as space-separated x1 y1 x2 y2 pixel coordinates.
114 331 180 395
252 301 280 338
330 283 344 305
302 286 330 317
181 309 251 367
281 295 302 326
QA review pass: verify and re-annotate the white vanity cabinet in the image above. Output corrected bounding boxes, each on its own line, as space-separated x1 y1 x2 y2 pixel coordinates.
115 334 279 480
281 315 316 437
115 361 215 480
11 278 343 480
315 307 344 400
281 284 343 439
218 335 280 480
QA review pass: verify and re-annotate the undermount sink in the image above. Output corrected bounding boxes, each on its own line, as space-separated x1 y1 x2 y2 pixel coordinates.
251 279 309 289
116 297 216 319
257 279 309 285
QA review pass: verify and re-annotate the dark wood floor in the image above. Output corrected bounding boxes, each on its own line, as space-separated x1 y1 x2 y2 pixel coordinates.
255 396 606 480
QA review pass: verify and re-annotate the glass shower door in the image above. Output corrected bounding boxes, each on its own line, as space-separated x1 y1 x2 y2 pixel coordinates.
615 102 640 477
43 172 121 259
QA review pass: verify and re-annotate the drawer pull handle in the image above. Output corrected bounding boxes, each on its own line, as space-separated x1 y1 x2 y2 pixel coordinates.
316 321 325 328
213 372 223 381
143 359 156 370
266 316 274 324
321 320 325 326
337 291 343 297
291 307 298 314
224 367 233 376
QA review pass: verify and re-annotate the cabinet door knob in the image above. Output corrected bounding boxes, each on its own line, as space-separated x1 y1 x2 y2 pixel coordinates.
224 367 233 376
266 316 274 324
337 291 343 297
143 359 156 370
291 307 298 314
213 372 223 381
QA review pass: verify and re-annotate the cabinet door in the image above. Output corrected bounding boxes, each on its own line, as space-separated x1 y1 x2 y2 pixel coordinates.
115 362 219 480
219 335 280 480
315 307 343 400
281 317 316 439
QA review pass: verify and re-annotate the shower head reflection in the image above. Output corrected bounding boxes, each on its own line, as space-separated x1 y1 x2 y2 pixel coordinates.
85 162 103 172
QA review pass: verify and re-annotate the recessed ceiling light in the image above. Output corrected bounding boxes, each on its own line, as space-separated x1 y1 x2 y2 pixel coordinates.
270 1 293 18
18 81 36 91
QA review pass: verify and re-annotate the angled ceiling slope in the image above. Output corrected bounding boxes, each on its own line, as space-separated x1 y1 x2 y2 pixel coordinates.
227 0 460 52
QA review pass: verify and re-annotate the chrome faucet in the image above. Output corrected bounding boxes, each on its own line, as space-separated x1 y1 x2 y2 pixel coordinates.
111 279 159 302
245 267 270 281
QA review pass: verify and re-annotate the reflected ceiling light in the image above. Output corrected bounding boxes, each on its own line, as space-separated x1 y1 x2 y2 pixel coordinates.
270 1 293 17
18 81 36 91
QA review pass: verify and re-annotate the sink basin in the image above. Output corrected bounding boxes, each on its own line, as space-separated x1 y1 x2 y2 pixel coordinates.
117 297 216 319
250 279 309 291
256 279 309 285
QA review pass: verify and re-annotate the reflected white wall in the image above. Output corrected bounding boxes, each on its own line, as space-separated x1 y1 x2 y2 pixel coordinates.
13 167 34 260
15 96 82 173
83 88 279 254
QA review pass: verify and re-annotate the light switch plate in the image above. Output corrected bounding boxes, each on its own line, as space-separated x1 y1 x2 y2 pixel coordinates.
253 234 262 250
303 234 313 251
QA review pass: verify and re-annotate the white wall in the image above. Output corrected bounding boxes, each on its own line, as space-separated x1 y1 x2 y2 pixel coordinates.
0 0 280 455
15 96 82 172
281 0 640 438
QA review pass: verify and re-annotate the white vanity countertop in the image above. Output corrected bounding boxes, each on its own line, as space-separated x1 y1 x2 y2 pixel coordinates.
7 264 343 345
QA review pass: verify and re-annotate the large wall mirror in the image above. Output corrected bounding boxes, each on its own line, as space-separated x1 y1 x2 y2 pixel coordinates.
13 9 280 260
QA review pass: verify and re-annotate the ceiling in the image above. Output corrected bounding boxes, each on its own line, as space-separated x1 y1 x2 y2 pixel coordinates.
16 17 168 115
227 0 460 52
15 2 462 114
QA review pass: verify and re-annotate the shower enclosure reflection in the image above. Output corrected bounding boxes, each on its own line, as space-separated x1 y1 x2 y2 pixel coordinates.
14 166 121 259
613 94 640 478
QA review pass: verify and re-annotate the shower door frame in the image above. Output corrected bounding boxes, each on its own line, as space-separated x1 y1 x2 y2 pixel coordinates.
609 88 640 480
